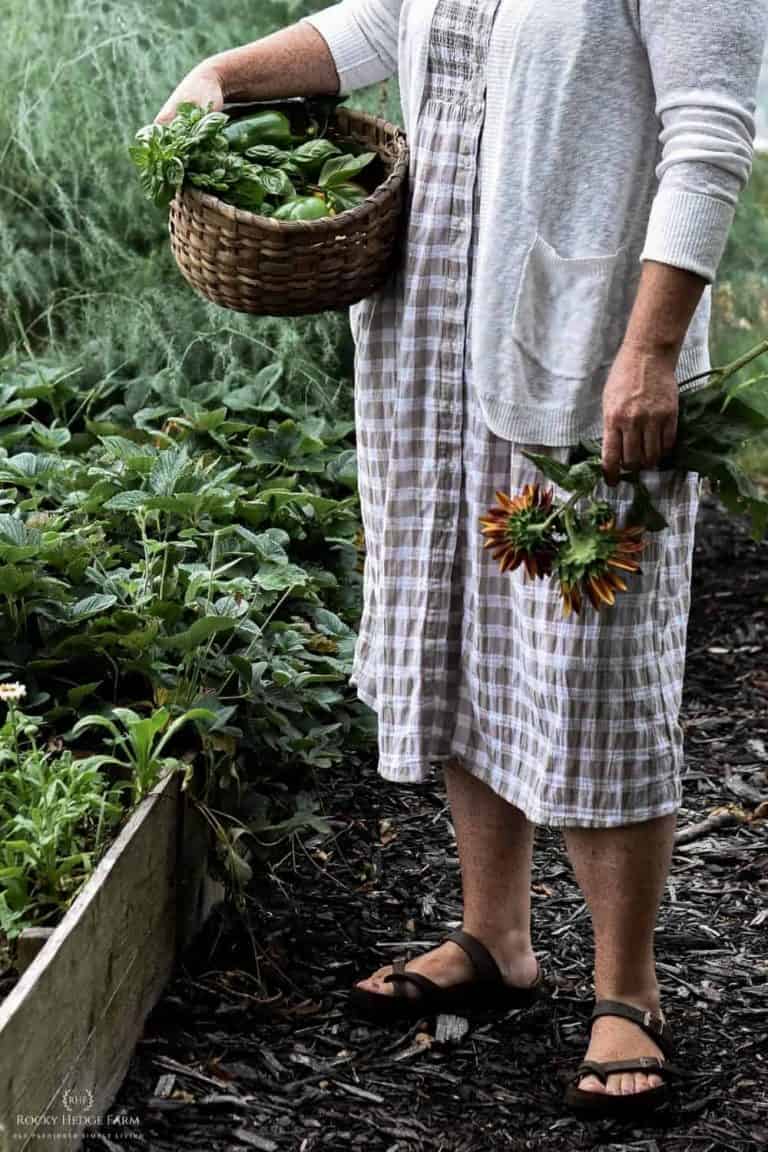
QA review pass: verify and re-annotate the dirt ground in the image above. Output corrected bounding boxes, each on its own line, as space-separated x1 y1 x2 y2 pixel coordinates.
85 497 768 1152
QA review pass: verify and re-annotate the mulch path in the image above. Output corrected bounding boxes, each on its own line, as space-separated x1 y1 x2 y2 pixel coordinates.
85 497 768 1152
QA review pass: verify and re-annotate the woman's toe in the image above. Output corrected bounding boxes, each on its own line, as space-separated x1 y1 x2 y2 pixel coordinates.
647 1072 664 1090
355 969 393 993
578 1074 606 1094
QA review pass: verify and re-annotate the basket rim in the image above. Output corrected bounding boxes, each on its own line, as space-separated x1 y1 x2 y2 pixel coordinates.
174 107 409 233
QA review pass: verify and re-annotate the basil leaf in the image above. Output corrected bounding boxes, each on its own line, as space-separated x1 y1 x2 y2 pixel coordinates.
291 139 342 175
326 182 367 213
245 144 292 167
258 167 297 199
318 151 376 188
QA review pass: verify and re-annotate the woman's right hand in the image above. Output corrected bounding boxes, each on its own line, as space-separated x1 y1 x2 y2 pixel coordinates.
154 64 225 125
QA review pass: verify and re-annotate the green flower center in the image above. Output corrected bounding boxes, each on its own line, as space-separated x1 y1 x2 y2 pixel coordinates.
555 527 618 583
505 507 555 552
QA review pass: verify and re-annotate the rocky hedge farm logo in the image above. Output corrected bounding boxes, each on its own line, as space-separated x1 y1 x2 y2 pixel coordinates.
62 1087 94 1113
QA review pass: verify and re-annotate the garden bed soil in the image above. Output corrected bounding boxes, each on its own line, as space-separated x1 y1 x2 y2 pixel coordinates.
84 497 767 1152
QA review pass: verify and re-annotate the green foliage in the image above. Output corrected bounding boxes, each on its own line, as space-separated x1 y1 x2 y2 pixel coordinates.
71 704 219 803
0 351 369 772
0 704 125 938
712 154 768 369
0 0 394 940
0 0 398 371
711 152 768 478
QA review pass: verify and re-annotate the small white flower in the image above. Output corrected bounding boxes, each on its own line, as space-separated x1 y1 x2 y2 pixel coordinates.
0 682 27 703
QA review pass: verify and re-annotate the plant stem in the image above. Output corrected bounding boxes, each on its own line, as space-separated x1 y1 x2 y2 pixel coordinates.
563 507 577 543
540 492 581 533
678 338 768 390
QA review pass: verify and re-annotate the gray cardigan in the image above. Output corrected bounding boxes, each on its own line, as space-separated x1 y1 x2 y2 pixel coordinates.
304 0 768 444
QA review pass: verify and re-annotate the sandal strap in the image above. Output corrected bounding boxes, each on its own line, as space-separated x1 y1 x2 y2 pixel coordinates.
383 970 441 999
574 1057 689 1085
444 929 502 984
590 999 675 1059
382 958 413 999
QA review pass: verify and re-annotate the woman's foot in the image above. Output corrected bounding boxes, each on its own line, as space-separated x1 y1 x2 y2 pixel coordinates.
354 930 540 1000
577 992 667 1096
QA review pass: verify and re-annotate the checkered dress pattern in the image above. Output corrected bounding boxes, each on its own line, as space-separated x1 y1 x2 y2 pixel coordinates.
347 0 700 827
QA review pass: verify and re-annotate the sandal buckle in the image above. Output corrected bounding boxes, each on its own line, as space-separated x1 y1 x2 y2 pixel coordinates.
644 1008 665 1030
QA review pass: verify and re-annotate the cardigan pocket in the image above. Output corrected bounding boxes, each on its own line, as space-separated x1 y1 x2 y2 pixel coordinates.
510 233 628 380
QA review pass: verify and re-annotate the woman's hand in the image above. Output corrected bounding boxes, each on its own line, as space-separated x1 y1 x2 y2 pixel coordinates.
601 260 705 486
601 343 679 486
155 64 225 125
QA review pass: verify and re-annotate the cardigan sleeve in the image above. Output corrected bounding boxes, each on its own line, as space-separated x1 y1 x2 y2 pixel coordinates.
637 0 768 283
301 0 402 95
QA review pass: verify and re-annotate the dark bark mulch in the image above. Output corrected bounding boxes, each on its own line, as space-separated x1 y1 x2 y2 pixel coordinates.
85 498 768 1152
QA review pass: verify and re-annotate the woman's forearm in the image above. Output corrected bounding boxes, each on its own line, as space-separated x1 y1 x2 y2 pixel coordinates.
204 23 340 103
622 260 707 361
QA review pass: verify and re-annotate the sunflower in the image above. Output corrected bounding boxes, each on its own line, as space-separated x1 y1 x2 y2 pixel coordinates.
555 517 646 617
479 483 558 579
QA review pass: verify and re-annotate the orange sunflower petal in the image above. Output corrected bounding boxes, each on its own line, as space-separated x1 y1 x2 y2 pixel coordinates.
585 580 602 611
604 570 628 592
500 549 524 574
607 557 642 574
590 575 616 606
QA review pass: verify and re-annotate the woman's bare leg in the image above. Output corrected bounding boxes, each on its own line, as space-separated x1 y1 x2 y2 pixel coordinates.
355 758 539 997
563 814 677 1096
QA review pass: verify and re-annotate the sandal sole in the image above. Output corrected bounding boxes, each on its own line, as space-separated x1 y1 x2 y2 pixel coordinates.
347 980 545 1024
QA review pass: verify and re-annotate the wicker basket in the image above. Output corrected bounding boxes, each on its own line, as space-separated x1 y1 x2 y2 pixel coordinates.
168 102 409 317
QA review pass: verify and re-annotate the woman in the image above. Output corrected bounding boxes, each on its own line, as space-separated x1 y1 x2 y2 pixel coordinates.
157 0 767 1117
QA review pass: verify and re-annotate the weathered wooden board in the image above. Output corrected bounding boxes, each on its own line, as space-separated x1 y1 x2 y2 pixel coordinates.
0 769 216 1152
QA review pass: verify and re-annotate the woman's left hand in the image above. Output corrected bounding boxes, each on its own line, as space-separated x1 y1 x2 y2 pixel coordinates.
601 343 679 486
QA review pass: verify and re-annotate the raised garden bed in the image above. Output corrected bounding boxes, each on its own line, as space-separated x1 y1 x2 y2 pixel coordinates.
0 769 220 1152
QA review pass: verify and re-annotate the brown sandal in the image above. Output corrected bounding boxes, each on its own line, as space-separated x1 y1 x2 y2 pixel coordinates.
347 928 545 1023
564 999 691 1118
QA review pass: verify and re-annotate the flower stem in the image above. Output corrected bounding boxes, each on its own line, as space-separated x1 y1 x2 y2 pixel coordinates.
678 338 768 390
563 507 577 543
540 492 581 533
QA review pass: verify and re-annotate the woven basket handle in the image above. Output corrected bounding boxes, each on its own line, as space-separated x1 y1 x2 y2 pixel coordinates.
223 94 348 130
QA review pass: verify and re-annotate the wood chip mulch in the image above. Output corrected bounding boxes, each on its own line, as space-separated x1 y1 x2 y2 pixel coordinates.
84 498 768 1152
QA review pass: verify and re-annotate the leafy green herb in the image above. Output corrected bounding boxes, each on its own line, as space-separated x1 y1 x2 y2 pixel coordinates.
129 102 375 218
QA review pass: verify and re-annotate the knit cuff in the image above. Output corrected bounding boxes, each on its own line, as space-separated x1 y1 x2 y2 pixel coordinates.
640 186 736 284
301 7 383 96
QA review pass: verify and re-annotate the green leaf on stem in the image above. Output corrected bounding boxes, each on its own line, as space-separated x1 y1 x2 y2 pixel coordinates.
521 450 577 490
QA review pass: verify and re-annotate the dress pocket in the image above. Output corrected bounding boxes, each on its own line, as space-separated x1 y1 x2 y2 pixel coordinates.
511 232 627 379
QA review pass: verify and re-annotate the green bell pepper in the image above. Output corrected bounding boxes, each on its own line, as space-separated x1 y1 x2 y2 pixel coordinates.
223 111 315 152
272 195 333 221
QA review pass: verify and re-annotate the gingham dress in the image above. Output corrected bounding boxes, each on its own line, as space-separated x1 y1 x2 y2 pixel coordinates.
348 0 701 828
